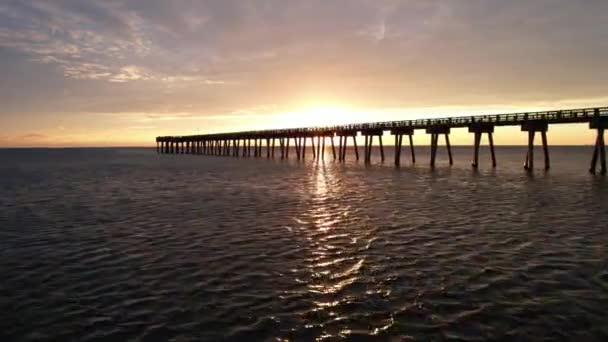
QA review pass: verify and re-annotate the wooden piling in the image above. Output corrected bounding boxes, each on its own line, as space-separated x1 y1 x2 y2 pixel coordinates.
488 133 497 167
266 138 270 158
521 120 549 171
430 134 438 168
426 126 450 167
445 133 453 165
338 135 344 161
316 136 321 160
378 135 385 162
600 129 607 175
472 132 481 168
590 119 607 174
541 131 550 169
363 135 368 162
525 131 535 170
468 123 496 168
352 135 359 161
394 134 402 166
321 136 326 160
409 135 416 164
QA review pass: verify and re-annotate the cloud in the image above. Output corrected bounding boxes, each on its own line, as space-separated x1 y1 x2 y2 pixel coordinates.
1 0 608 141
19 133 48 140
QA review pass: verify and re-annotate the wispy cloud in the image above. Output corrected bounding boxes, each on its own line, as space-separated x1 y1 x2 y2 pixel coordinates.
1 1 608 145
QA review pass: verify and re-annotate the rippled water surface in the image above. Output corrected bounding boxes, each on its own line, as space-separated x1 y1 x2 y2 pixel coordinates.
1 147 607 341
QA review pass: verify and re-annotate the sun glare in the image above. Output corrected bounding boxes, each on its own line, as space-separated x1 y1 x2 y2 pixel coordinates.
275 105 367 129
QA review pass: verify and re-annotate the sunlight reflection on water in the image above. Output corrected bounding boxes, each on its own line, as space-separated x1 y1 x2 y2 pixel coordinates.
1 147 607 341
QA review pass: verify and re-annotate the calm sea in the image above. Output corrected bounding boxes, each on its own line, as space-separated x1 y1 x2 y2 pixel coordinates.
1 146 607 341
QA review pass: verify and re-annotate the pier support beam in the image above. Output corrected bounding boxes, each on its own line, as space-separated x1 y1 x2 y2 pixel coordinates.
362 130 383 164
469 123 497 168
590 116 608 175
293 137 300 160
336 132 358 162
321 136 326 160
259 138 263 157
342 136 347 161
317 135 325 160
391 127 415 166
426 126 452 168
352 135 359 161
521 120 550 171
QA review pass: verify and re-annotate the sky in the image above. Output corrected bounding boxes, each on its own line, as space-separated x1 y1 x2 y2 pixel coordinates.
1 0 607 147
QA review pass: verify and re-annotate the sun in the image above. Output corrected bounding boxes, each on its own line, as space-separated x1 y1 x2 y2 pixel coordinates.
276 105 365 129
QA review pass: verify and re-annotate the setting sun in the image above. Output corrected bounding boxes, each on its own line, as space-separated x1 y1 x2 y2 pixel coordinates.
274 105 369 129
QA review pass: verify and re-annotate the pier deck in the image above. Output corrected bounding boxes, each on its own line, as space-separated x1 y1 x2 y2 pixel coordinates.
156 107 608 174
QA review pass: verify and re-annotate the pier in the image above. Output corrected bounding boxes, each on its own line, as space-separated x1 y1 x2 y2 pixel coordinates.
156 107 608 174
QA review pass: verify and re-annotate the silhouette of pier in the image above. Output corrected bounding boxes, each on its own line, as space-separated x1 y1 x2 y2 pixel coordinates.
156 107 608 174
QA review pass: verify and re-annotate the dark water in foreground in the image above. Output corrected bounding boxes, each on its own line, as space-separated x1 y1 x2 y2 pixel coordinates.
1 147 607 341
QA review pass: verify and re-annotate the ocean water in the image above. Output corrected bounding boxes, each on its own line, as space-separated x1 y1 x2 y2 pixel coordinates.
1 146 607 341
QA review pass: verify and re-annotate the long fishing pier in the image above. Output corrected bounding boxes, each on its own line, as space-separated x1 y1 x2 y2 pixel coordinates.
156 107 608 174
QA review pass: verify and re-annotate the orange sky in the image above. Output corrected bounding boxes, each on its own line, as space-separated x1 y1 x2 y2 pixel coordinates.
1 1 607 147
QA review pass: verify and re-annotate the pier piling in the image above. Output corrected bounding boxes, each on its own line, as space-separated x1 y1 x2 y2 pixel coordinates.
522 120 549 170
469 123 496 168
427 126 452 167
391 127 415 166
590 116 608 174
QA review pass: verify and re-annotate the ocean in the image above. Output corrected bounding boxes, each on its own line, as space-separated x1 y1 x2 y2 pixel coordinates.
1 146 607 341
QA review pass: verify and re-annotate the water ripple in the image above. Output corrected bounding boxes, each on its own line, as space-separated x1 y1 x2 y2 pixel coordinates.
0 147 607 340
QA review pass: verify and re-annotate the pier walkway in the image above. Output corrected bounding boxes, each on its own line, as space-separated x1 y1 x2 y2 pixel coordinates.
156 107 608 174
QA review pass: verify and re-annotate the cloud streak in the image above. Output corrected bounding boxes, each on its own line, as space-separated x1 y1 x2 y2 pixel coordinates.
1 0 608 145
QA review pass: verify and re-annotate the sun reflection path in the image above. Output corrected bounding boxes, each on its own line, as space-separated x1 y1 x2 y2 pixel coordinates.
283 162 391 338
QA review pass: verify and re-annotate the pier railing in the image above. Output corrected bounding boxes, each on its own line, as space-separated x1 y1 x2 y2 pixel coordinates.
156 106 608 174
158 107 607 140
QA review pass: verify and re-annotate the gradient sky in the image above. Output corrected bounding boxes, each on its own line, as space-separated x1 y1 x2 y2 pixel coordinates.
1 0 607 147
